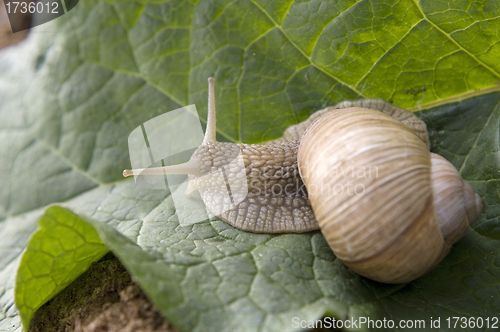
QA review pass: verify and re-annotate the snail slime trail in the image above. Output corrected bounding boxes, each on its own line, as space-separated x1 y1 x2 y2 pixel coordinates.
124 78 482 284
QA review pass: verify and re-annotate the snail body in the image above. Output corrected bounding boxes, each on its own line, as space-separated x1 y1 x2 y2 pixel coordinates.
124 78 482 283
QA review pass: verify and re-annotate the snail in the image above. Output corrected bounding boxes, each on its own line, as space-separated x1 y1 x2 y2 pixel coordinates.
123 77 482 283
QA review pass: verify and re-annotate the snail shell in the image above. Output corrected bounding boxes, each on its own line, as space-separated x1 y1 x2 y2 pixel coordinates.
298 107 481 283
124 78 482 283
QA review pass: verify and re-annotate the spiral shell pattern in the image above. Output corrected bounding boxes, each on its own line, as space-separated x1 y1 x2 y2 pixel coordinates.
298 107 481 283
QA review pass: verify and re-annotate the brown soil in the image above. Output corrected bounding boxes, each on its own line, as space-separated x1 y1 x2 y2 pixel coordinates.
29 253 180 332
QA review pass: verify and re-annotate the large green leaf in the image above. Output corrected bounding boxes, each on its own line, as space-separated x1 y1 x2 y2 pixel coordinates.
1 0 499 331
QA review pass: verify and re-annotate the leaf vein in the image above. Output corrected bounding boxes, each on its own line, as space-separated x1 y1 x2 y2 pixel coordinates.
247 0 365 98
412 0 500 80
